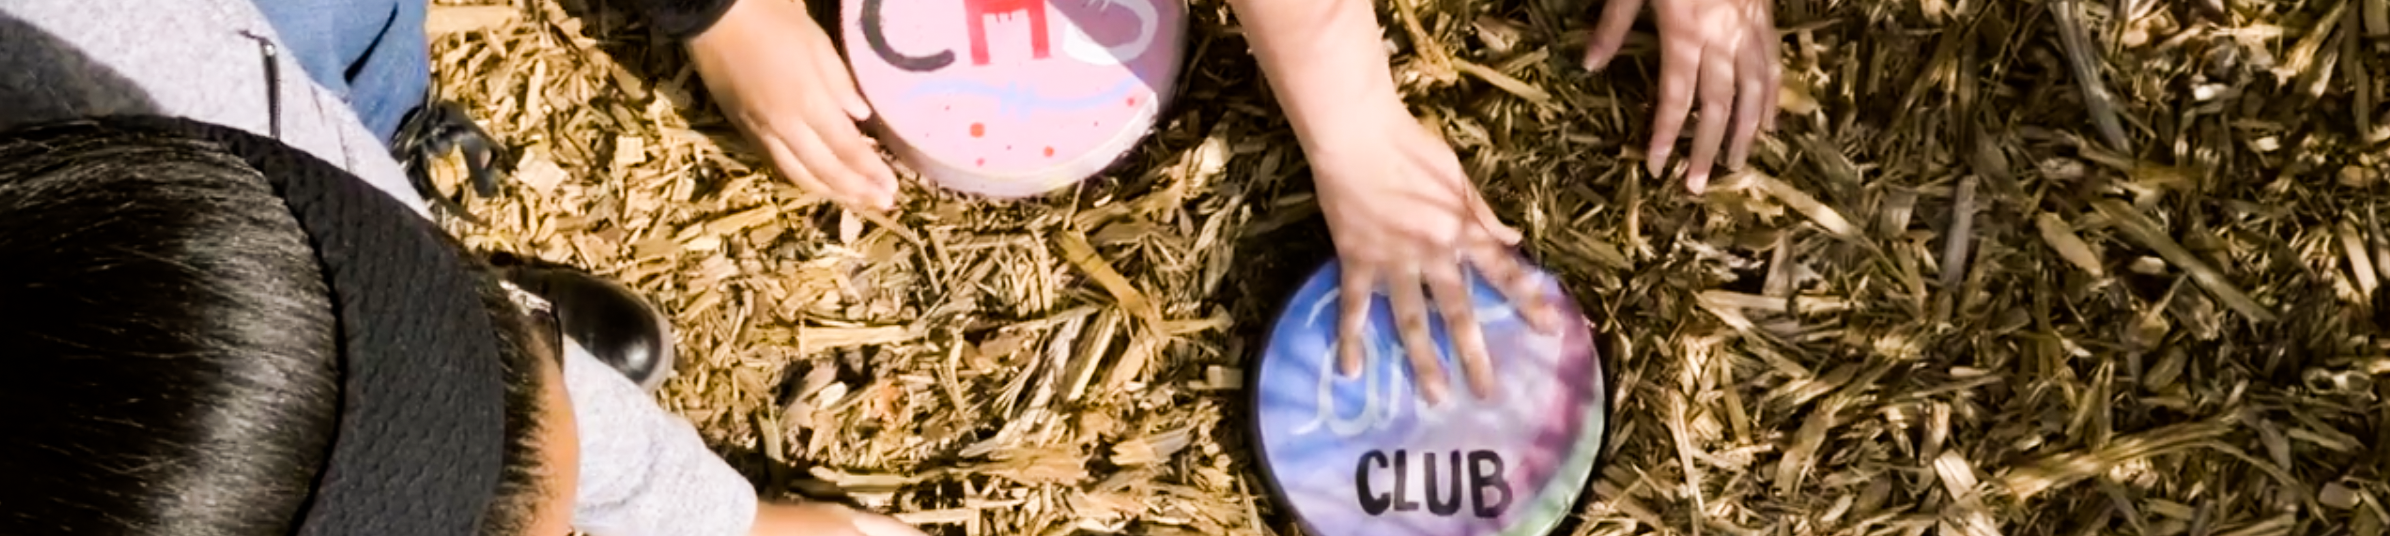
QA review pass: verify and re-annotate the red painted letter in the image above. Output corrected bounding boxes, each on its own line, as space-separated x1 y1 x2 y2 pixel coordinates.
963 0 1050 65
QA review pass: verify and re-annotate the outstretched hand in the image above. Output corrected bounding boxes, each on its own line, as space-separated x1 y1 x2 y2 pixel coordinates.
689 0 899 210
748 502 926 536
1585 0 1779 193
1309 106 1564 405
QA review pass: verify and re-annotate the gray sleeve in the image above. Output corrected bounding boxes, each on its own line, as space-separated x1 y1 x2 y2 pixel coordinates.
563 341 758 536
2 3 750 532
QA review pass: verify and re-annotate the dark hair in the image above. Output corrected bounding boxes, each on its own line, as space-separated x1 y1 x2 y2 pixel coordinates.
458 223 560 536
0 124 552 536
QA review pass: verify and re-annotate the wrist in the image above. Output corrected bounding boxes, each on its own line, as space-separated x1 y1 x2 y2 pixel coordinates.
1229 0 1405 148
1285 93 1408 153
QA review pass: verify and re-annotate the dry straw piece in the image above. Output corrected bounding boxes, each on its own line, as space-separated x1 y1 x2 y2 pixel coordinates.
427 0 2390 533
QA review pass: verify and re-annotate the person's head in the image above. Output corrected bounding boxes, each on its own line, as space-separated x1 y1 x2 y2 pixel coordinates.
0 122 577 535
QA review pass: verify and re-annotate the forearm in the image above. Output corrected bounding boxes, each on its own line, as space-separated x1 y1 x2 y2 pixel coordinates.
1224 0 1407 149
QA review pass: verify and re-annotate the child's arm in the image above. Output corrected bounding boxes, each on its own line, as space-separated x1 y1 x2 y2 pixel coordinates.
751 503 927 536
1223 0 1564 405
1214 0 1403 153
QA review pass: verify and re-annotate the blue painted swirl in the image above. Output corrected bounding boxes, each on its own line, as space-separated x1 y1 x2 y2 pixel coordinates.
898 77 1142 118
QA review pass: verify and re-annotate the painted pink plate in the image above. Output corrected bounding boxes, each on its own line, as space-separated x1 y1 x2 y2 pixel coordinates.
842 0 1186 198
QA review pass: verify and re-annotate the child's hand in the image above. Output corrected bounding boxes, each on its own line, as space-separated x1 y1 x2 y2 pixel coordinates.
1308 105 1563 406
1584 0 1779 194
748 503 926 536
690 0 899 210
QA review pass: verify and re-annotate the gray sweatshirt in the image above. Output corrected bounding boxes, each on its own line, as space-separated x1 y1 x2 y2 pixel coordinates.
0 2 757 535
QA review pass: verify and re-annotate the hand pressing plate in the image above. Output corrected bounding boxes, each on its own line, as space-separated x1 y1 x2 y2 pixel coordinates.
1251 257 1609 536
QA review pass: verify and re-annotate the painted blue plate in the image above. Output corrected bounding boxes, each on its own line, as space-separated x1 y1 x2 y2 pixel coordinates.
1251 258 1608 536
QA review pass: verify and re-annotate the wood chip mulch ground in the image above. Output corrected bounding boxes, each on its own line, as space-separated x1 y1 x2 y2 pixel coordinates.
423 0 2390 533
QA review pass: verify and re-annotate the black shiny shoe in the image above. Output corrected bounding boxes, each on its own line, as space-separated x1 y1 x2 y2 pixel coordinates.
393 94 509 226
491 254 675 392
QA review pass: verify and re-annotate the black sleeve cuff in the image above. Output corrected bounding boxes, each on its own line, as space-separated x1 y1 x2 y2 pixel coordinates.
636 0 738 39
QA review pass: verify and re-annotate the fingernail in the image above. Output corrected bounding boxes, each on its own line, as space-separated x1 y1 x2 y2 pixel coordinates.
1646 149 1670 176
1688 172 1710 194
1584 52 1611 71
